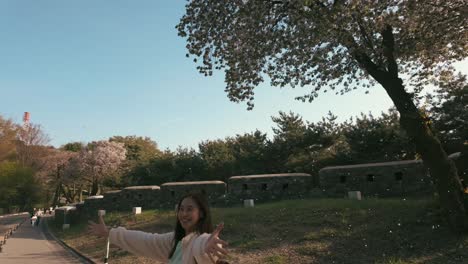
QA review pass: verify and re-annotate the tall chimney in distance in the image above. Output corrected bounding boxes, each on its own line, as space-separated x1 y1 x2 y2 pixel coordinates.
23 112 30 125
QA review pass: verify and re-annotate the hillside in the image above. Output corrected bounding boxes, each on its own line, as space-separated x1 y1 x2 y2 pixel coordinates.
50 198 467 264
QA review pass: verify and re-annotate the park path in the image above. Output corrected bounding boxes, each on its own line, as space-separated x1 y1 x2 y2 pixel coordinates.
0 214 87 264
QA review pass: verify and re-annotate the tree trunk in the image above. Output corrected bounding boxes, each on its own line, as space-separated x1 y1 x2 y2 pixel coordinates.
351 25 468 233
52 183 61 206
91 178 99 196
380 76 468 233
63 185 76 204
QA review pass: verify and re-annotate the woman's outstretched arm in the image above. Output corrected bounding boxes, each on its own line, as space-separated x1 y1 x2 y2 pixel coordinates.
88 215 173 262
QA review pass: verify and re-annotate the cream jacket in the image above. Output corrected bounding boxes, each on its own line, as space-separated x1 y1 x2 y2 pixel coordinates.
109 227 216 264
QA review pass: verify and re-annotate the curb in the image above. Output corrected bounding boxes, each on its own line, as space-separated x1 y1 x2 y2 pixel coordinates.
41 217 101 264
0 218 27 253
0 212 29 219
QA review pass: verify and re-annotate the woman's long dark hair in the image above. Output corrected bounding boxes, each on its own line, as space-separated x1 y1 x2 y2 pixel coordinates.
168 192 213 259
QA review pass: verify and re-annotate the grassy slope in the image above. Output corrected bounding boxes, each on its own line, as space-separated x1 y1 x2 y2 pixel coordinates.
49 198 468 264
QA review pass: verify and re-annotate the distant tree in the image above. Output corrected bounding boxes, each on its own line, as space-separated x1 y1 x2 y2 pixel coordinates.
17 123 49 146
135 150 179 185
61 142 85 152
343 109 415 163
425 72 468 154
109 136 162 161
272 112 307 149
230 130 269 175
304 112 351 172
267 111 348 176
268 111 308 173
199 139 236 181
126 147 206 185
36 149 78 205
75 141 127 195
16 123 51 168
272 112 307 142
178 0 468 231
0 162 18 212
108 136 163 188
0 115 18 162
61 153 88 202
0 161 41 212
173 147 206 182
306 112 344 154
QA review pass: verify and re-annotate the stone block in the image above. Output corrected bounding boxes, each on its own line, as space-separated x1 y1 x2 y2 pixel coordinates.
348 191 362 200
243 199 254 208
62 224 70 230
132 207 142 215
98 210 106 216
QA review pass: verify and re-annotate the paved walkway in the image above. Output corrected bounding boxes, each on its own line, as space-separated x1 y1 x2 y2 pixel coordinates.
0 213 27 235
0 215 86 264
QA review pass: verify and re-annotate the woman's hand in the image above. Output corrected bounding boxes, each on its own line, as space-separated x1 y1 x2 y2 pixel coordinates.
87 215 109 238
205 223 229 263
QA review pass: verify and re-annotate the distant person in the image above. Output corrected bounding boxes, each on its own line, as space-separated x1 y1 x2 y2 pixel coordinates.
88 193 229 264
31 215 37 226
36 215 40 226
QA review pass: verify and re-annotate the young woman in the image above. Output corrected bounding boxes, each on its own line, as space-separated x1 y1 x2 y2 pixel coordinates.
88 193 229 264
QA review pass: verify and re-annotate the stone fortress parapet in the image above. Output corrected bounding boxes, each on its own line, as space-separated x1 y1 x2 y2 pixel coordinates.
67 158 440 217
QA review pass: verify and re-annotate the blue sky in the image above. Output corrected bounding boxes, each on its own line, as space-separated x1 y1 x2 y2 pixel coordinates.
1 1 461 151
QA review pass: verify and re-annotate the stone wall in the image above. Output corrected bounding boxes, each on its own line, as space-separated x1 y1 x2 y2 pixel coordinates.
76 182 227 215
228 173 314 202
160 181 226 207
100 190 122 211
120 186 161 210
67 159 438 218
319 160 433 198
82 195 104 216
94 186 162 212
54 205 80 226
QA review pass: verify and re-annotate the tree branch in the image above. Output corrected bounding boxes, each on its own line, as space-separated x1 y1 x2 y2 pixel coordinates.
353 14 381 66
353 50 386 81
382 24 399 78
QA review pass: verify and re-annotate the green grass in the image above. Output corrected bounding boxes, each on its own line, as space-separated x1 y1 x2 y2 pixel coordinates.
49 198 468 264
377 258 411 264
262 255 287 264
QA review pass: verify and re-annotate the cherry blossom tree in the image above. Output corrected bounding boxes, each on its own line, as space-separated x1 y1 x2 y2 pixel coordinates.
177 0 468 231
35 149 77 205
77 141 127 195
